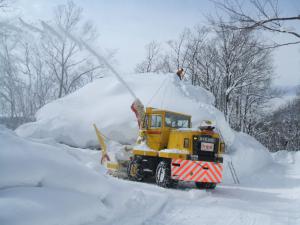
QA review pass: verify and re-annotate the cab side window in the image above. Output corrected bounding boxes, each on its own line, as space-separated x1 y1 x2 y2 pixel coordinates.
150 115 162 128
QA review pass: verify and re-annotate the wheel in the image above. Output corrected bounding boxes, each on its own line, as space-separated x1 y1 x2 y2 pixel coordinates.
155 160 177 188
195 182 216 189
127 157 144 181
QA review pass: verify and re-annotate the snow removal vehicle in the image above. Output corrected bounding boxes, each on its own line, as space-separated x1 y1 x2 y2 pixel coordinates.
91 66 225 189
127 106 225 189
94 103 225 189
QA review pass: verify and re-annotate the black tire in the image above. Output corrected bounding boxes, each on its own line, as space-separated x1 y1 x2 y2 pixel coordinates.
195 182 216 189
155 160 177 188
127 157 144 181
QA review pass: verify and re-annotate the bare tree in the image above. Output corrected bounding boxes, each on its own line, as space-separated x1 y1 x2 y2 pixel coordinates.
254 91 300 151
155 54 173 73
213 0 300 48
0 35 18 119
0 30 34 127
0 0 28 128
42 1 104 98
0 1 114 128
147 23 275 132
167 28 192 71
135 41 162 73
20 41 55 111
180 27 209 85
217 25 273 121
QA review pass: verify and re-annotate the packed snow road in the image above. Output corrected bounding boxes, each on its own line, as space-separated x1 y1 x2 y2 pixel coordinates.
97 162 300 225
82 150 300 225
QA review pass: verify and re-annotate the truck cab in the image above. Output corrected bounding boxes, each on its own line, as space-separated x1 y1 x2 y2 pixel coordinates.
140 107 191 150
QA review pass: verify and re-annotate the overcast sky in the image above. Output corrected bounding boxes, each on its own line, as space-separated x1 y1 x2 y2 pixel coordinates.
13 0 300 86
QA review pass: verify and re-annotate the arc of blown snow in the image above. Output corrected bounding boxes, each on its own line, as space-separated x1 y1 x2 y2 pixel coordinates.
19 18 139 101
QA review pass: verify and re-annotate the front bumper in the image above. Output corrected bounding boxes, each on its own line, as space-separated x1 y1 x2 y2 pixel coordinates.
171 159 223 183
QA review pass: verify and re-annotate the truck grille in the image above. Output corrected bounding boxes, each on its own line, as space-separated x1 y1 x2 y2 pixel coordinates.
192 135 219 162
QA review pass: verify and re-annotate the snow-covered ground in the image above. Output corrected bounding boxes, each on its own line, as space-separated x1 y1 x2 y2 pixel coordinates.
2 72 299 224
1 127 300 225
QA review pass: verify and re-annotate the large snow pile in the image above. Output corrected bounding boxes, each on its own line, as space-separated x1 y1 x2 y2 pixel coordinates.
0 126 108 225
16 73 234 147
0 126 169 225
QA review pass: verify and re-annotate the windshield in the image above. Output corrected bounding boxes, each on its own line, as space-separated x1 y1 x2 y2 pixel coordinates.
165 112 190 128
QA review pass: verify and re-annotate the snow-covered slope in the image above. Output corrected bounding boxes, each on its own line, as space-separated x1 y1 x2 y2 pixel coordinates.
16 73 234 147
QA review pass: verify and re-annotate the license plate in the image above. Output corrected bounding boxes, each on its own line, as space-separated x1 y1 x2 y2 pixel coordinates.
201 142 214 152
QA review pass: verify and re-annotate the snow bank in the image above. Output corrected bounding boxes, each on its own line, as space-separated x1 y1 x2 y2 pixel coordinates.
0 127 173 225
0 126 113 225
223 132 272 181
272 150 300 166
0 126 109 194
272 150 296 164
16 73 234 147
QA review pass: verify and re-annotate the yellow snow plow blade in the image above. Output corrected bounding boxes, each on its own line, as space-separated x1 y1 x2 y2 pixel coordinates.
107 162 120 170
93 124 108 163
93 124 127 175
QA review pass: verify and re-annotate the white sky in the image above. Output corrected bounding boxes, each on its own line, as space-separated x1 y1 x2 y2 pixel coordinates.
12 0 300 86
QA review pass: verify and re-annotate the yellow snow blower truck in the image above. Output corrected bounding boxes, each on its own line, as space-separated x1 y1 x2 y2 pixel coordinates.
94 105 225 189
127 107 225 189
92 69 225 189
